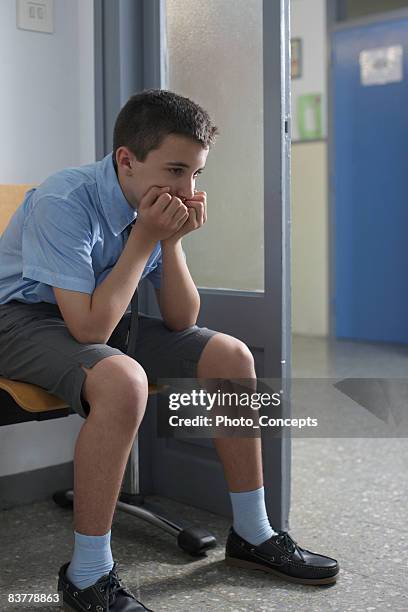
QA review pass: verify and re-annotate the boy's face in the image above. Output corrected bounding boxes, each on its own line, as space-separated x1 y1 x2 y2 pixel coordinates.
116 134 209 209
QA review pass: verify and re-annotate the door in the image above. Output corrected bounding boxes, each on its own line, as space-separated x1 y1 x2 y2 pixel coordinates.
332 14 408 343
95 0 291 530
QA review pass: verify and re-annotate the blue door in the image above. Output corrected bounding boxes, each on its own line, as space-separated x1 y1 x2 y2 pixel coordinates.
333 17 408 343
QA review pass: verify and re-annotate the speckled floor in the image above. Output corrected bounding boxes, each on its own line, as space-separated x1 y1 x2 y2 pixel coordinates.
1 336 407 611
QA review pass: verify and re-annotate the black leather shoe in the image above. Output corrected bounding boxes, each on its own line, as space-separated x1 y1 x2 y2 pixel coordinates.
225 527 339 585
57 561 153 611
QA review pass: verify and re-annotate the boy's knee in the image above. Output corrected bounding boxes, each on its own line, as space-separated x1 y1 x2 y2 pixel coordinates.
80 355 148 420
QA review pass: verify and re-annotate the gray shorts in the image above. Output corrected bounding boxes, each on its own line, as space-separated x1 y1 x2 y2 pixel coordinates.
0 300 219 419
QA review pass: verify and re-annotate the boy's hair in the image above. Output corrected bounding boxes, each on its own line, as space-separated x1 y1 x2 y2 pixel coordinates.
113 89 219 161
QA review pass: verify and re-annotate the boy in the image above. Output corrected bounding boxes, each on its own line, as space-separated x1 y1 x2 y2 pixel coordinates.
0 90 339 611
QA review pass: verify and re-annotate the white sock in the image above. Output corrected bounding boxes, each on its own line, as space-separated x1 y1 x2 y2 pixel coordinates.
229 486 278 546
66 530 114 590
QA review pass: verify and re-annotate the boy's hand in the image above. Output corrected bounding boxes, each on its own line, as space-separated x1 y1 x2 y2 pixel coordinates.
162 191 207 245
135 186 190 241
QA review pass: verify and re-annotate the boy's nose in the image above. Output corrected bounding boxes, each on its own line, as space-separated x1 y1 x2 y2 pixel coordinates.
178 181 195 202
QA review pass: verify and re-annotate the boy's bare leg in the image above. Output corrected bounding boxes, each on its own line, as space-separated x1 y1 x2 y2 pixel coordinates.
195 334 278 547
74 355 148 535
196 334 262 492
212 436 263 492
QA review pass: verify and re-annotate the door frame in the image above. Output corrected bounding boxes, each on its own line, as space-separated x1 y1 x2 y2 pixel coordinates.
326 1 408 339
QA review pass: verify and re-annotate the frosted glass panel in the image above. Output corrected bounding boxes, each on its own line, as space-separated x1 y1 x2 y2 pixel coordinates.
165 0 264 291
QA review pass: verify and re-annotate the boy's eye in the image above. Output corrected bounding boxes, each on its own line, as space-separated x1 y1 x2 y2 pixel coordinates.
168 169 202 178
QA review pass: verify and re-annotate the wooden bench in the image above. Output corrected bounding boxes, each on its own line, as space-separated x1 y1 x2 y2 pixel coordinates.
0 184 216 555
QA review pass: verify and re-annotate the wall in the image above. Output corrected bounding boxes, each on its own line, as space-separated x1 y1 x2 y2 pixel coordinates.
0 0 95 184
78 0 96 165
291 0 329 336
292 141 329 336
0 0 95 482
291 0 327 141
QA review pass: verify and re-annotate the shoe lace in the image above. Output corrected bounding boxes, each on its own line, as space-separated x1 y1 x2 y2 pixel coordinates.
100 564 142 611
275 531 306 562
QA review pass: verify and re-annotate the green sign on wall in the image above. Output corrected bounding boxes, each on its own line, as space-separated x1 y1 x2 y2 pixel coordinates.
297 93 323 140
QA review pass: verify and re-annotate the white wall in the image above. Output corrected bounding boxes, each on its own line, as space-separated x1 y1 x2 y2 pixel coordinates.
0 0 95 477
78 0 96 165
291 0 329 337
292 142 329 336
291 0 327 141
0 0 95 184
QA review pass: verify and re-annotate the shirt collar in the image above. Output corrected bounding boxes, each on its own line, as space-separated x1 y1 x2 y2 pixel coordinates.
95 153 137 236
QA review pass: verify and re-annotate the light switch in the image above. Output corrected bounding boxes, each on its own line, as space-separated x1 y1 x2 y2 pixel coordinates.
17 0 54 34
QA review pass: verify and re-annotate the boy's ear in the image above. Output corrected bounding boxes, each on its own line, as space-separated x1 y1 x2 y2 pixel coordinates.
117 146 135 170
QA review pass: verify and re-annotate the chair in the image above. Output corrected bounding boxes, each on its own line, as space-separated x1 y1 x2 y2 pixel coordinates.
0 184 216 556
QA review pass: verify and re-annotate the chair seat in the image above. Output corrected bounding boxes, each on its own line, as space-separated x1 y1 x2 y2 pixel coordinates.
0 377 159 414
0 377 67 412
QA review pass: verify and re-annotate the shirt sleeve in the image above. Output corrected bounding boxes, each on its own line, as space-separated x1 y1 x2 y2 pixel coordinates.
145 246 187 290
22 195 95 293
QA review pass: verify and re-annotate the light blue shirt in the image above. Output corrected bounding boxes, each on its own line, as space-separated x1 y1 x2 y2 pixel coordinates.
0 153 164 307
